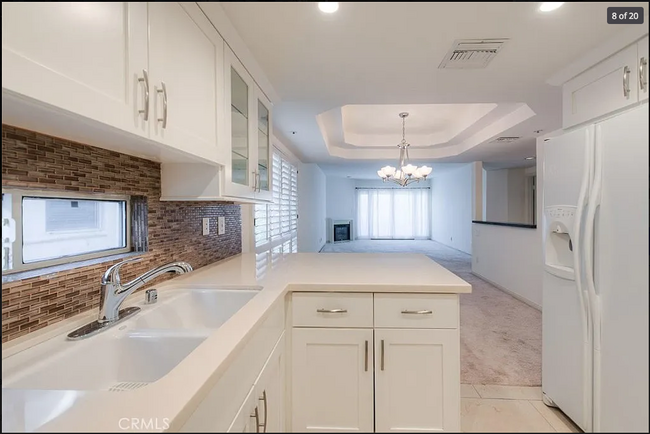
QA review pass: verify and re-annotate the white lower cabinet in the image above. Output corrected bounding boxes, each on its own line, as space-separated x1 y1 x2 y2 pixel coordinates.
253 334 286 433
375 329 460 432
229 335 286 433
292 328 374 432
290 293 461 433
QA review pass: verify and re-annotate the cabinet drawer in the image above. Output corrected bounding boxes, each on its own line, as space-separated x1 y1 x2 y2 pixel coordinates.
374 294 458 329
292 293 373 328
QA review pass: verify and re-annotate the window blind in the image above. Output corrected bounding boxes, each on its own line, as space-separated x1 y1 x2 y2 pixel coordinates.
254 150 298 273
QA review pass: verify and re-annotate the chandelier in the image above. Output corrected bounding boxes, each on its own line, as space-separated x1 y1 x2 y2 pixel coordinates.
377 112 432 186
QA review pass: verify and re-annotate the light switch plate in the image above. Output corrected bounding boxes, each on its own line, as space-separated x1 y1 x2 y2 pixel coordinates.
218 216 225 235
202 218 210 235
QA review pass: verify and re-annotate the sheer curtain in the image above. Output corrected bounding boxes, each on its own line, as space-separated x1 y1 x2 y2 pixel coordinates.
356 188 430 240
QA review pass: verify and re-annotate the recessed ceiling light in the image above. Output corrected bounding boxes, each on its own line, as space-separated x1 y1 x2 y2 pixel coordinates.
539 2 564 12
318 2 339 13
525 156 536 160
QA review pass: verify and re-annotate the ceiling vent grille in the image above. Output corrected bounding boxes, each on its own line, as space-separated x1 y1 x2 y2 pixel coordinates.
439 39 509 69
491 136 521 143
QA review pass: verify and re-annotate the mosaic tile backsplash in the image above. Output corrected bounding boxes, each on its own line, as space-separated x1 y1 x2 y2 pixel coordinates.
1 125 242 343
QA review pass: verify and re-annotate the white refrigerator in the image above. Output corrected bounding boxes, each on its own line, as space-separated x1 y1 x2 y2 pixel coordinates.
541 103 649 432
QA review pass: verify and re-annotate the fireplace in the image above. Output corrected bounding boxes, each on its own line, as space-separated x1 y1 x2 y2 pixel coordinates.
327 219 353 243
334 223 351 242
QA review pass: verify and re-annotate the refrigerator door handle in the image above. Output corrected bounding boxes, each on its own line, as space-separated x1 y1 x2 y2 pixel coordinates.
574 127 594 432
574 127 593 344
585 125 603 345
585 123 604 432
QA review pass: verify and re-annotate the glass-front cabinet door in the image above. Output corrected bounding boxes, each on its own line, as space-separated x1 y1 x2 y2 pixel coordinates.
224 46 255 199
256 92 273 201
231 68 249 187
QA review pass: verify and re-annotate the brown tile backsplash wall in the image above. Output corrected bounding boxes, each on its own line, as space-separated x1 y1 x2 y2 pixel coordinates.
1 125 242 343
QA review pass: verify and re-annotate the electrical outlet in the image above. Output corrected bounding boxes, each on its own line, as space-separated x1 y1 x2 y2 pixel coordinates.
202 218 210 235
218 216 225 235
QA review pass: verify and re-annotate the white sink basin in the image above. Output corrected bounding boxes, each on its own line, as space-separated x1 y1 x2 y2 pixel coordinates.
3 287 262 392
3 330 207 391
133 288 260 329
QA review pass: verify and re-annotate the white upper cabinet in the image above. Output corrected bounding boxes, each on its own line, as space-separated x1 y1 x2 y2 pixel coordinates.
562 36 649 129
1 2 148 138
2 2 275 202
222 47 274 202
223 47 257 199
638 36 648 102
148 2 222 164
255 91 273 202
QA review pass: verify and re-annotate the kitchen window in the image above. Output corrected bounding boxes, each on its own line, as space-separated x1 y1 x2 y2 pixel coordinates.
2 189 131 273
254 150 298 272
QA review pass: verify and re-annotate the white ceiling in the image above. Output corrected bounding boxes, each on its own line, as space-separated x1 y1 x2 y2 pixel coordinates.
338 103 497 147
221 2 647 177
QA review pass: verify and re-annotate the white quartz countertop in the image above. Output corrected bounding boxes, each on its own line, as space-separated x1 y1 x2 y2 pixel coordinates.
2 253 470 432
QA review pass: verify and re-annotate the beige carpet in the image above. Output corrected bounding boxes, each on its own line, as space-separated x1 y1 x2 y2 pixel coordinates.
320 240 542 386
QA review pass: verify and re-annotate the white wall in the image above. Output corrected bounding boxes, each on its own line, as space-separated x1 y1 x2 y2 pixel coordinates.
485 168 509 222
431 164 473 254
326 177 356 220
507 168 527 224
471 224 542 309
484 167 531 224
298 164 326 252
471 143 544 310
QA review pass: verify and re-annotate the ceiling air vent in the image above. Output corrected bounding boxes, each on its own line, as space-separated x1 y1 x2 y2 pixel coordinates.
439 38 509 69
491 136 521 143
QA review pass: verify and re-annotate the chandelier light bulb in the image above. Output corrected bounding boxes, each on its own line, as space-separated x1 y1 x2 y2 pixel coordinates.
402 164 417 175
377 169 387 178
413 168 424 179
419 166 432 176
318 2 339 13
382 165 396 177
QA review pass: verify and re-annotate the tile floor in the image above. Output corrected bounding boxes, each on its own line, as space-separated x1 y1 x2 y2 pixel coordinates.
461 385 582 432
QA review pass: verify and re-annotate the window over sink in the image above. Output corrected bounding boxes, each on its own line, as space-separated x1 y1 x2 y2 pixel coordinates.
2 189 134 273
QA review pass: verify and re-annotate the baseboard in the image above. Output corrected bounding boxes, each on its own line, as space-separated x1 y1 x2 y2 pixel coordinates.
430 237 471 255
471 271 542 311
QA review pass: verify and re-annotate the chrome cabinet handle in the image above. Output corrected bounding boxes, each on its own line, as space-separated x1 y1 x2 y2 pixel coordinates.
364 340 369 372
401 309 433 315
138 69 149 121
256 172 262 192
380 339 385 371
316 308 348 313
251 406 260 433
258 390 267 433
623 66 631 98
157 81 168 128
252 171 257 191
640 57 648 93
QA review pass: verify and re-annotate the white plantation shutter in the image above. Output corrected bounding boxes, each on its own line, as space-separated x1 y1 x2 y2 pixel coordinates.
254 149 298 273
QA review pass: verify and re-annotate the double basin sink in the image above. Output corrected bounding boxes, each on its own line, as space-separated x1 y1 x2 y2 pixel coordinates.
2 287 261 392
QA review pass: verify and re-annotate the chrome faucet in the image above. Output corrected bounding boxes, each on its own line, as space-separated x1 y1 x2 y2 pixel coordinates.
67 258 193 340
98 258 193 322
